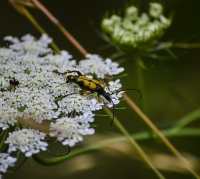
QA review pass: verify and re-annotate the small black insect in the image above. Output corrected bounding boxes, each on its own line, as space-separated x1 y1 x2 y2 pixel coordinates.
0 77 20 92
9 78 19 88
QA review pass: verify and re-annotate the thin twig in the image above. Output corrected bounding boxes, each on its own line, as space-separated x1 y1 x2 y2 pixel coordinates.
104 108 166 179
31 0 88 56
11 6 60 53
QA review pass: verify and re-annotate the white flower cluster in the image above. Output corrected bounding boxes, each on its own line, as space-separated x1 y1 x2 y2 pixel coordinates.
0 34 124 176
50 113 95 147
5 129 48 157
102 3 171 50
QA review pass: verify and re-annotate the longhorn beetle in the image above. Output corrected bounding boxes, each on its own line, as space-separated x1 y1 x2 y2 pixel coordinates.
53 69 116 122
53 69 141 123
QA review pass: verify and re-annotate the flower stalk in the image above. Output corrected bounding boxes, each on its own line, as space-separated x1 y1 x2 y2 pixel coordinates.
10 4 60 53
31 0 88 56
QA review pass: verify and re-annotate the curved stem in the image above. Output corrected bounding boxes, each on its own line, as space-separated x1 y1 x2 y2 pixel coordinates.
33 127 200 165
173 108 200 131
153 42 200 51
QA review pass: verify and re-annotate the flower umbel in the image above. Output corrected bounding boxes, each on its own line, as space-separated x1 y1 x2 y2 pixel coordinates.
0 34 124 176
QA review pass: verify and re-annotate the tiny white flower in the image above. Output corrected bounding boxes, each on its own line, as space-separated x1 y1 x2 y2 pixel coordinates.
108 79 122 92
125 6 138 21
0 153 16 174
0 77 10 90
58 94 103 114
149 3 163 18
5 129 48 157
0 111 18 130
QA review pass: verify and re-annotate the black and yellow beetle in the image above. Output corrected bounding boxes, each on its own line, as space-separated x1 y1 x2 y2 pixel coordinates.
53 69 140 124
53 69 113 104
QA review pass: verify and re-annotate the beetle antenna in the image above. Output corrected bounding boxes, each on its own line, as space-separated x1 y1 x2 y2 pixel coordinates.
108 88 141 126
109 99 115 126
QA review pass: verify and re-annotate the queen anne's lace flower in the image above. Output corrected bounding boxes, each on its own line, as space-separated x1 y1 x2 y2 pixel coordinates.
0 153 16 175
5 129 48 157
0 34 124 176
0 34 123 125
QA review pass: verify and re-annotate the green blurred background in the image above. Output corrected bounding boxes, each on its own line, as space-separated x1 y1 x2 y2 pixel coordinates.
1 0 200 178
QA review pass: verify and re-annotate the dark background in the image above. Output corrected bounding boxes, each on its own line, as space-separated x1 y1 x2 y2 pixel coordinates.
1 0 200 179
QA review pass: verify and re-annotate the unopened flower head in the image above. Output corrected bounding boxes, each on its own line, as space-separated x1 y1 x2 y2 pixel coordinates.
102 3 171 50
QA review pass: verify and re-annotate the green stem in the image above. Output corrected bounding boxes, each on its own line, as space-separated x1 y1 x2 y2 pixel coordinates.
154 42 200 51
33 127 200 166
19 7 60 53
0 130 8 152
136 57 146 110
173 43 200 49
173 109 200 131
104 108 166 179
